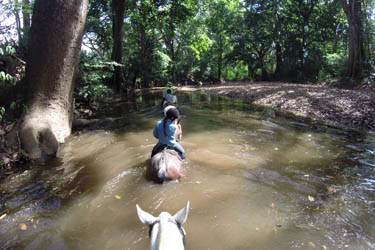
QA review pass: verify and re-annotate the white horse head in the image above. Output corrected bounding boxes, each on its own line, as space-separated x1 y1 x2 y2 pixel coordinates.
136 201 190 250
163 105 176 117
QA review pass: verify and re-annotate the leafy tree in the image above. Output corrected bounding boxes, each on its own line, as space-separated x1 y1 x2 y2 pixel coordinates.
243 0 275 80
205 0 239 82
279 0 341 81
84 0 112 58
156 0 194 82
0 0 33 56
0 45 19 122
126 0 161 87
77 52 114 104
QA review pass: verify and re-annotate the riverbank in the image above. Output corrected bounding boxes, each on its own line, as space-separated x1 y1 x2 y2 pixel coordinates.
179 81 375 133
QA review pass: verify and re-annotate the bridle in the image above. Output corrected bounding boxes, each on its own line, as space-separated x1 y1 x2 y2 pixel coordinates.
148 217 187 248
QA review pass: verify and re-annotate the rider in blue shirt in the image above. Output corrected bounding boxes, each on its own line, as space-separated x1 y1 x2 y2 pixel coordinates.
151 108 186 160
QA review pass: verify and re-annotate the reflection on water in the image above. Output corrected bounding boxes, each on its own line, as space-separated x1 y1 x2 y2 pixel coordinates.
1 91 375 249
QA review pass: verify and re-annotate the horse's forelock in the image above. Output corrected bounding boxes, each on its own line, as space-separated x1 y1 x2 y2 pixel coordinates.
150 213 186 250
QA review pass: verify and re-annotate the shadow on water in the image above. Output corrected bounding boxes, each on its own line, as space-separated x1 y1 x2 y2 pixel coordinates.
1 90 375 249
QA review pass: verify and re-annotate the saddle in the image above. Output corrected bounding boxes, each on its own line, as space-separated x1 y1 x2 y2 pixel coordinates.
151 144 182 160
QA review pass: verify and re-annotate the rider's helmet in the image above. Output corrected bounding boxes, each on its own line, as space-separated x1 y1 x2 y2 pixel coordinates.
166 108 180 120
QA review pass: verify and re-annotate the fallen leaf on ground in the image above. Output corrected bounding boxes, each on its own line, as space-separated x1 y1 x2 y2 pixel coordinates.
308 241 316 248
308 195 315 202
19 223 27 230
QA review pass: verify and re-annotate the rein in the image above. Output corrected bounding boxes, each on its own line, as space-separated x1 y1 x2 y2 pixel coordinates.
148 218 186 249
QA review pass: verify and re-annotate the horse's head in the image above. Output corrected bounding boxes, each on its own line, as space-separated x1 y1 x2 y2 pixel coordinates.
136 201 190 250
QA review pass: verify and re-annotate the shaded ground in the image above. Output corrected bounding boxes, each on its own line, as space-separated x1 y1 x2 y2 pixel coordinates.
180 81 375 132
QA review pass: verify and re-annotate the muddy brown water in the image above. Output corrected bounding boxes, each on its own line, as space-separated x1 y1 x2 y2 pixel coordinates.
1 91 375 250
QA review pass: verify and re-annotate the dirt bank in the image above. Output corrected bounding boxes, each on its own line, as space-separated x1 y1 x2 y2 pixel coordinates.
179 81 375 132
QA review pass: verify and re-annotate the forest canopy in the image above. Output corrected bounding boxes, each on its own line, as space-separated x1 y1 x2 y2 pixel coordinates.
1 0 375 105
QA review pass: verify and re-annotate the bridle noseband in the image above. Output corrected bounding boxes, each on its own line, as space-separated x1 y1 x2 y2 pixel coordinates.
149 218 186 248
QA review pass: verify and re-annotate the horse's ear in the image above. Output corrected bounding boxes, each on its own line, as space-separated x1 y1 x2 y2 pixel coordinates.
136 204 157 226
173 201 190 225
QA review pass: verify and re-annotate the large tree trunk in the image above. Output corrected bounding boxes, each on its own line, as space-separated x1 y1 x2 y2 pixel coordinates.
20 0 88 163
338 0 365 80
111 0 126 92
275 41 282 77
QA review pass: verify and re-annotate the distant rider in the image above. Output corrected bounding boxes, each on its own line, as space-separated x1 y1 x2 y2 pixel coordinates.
161 89 177 107
162 82 173 98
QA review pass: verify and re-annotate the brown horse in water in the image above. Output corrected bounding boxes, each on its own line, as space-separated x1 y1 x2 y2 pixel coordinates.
148 122 184 183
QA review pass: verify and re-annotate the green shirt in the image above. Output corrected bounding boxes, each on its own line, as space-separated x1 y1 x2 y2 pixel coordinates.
163 87 173 98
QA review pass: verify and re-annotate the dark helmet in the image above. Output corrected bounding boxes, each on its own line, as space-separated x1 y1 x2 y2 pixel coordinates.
166 108 180 119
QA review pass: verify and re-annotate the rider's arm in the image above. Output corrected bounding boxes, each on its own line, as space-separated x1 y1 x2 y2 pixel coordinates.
168 123 177 137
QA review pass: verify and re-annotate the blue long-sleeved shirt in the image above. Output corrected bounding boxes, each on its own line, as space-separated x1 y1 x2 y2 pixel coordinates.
153 119 177 146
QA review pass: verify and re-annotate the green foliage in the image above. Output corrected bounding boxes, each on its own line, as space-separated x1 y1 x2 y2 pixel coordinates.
80 0 374 85
318 53 347 81
0 43 22 123
78 84 113 101
0 46 16 55
77 53 114 102
155 51 171 72
0 72 17 86
20 149 29 158
9 101 16 110
223 61 248 81
23 104 28 114
0 106 5 122
0 45 19 86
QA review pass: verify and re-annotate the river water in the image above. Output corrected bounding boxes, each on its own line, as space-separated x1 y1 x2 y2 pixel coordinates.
1 91 375 250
